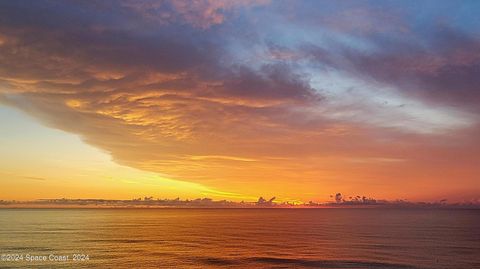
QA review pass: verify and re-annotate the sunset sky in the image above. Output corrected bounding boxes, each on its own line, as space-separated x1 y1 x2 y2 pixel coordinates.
0 0 479 203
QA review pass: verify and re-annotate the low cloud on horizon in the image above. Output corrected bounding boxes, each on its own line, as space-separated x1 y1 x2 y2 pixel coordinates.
0 0 479 202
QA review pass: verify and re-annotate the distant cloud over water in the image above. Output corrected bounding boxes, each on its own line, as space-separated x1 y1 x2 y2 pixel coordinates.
0 0 479 202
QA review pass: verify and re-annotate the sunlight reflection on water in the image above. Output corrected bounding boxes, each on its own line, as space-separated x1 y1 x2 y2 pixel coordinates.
0 208 479 268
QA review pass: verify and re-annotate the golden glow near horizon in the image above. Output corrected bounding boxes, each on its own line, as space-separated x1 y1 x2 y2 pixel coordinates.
0 106 252 201
0 105 476 203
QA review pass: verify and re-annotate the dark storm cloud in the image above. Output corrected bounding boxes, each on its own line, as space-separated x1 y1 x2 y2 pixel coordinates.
0 2 219 78
0 0 325 170
0 0 313 102
204 64 319 104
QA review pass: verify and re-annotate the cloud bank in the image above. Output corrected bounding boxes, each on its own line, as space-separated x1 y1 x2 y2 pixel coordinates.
0 0 479 201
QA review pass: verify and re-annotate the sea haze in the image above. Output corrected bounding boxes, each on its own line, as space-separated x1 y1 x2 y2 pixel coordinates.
0 208 479 268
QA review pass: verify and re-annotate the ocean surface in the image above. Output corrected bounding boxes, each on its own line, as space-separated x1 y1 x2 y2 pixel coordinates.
0 208 478 268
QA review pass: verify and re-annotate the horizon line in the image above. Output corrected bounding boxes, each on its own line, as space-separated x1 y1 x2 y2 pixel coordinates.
1 197 479 209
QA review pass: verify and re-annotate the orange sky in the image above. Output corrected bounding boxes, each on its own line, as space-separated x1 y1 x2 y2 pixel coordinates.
0 0 479 203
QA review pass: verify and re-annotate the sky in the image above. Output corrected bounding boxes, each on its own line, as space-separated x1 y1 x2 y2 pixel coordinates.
0 0 479 203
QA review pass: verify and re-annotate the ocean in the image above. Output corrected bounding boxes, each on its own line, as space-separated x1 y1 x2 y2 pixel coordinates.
0 208 478 268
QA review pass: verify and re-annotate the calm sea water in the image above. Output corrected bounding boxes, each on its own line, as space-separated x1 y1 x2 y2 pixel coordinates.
0 208 478 268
